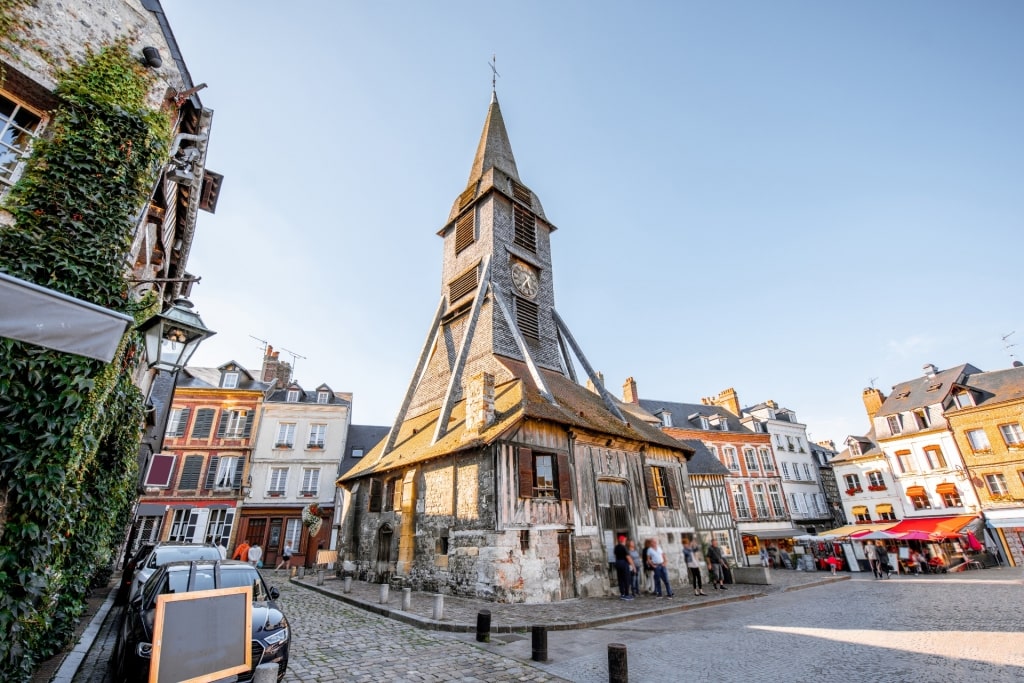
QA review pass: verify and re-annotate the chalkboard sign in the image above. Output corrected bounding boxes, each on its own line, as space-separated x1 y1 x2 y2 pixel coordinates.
150 586 252 683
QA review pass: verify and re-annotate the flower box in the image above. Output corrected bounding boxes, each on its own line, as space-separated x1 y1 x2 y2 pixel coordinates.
867 485 887 491
845 487 863 496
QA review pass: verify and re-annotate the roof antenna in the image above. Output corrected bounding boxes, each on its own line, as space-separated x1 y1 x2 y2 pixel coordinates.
1002 331 1019 364
280 346 307 378
249 335 269 357
868 376 878 389
489 53 500 95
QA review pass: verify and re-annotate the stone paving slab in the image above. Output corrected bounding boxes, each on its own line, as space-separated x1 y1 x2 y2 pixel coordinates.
282 567 849 633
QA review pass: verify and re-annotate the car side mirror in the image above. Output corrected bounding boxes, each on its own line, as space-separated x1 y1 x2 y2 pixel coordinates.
269 587 280 600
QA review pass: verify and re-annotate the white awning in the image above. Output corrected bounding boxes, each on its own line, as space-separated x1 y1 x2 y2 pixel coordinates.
985 508 1024 528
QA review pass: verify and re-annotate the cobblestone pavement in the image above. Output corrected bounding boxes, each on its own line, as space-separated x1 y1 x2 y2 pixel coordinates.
68 566 1023 682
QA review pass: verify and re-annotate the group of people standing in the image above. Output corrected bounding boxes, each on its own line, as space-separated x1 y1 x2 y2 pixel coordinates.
613 535 728 601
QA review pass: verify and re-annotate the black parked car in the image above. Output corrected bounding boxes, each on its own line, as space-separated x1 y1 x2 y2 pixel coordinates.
111 560 289 682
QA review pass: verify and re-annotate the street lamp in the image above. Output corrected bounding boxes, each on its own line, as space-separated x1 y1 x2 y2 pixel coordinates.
137 298 215 371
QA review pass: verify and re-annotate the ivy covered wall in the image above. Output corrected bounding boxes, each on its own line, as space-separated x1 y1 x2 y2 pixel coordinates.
0 42 170 678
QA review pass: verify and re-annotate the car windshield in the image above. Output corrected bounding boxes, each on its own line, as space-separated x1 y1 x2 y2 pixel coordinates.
149 545 221 568
162 566 269 602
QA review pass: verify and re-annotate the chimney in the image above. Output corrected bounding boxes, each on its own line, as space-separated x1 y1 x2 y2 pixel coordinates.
712 388 741 416
464 372 495 433
586 371 605 395
765 399 777 409
816 439 836 451
862 387 885 419
923 363 938 378
261 345 292 387
623 377 639 404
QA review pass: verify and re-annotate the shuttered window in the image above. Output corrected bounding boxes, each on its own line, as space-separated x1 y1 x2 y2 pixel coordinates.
166 407 190 437
455 210 474 254
518 447 534 499
448 266 478 302
515 296 540 339
513 205 536 252
517 447 571 500
191 408 215 439
458 184 476 209
368 479 382 512
645 465 680 509
178 455 204 490
511 180 531 205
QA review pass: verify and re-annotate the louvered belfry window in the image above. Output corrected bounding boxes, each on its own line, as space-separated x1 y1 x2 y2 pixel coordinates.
515 296 540 339
511 180 531 205
458 184 476 209
513 205 536 253
448 265 478 302
455 210 475 253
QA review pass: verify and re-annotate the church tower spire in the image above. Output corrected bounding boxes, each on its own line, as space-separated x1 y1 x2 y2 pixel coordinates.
467 93 520 185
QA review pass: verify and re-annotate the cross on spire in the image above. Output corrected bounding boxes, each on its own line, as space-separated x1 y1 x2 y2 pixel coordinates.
489 53 500 92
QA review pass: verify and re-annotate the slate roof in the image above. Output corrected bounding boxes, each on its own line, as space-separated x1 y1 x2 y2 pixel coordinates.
636 399 753 434
876 363 983 416
339 358 691 482
176 364 268 392
831 428 882 464
956 365 1024 408
265 385 352 406
679 439 730 475
338 425 390 479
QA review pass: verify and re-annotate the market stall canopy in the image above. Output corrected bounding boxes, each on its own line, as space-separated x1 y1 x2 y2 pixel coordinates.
818 522 898 539
741 527 805 540
882 514 979 540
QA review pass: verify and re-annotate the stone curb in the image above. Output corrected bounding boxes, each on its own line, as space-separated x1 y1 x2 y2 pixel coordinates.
50 585 119 683
287 576 849 633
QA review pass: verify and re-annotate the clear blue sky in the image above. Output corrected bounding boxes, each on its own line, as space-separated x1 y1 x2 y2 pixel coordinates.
163 1 1023 446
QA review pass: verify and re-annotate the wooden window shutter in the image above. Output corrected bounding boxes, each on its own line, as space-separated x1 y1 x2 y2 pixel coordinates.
513 205 537 252
232 456 245 489
204 456 220 490
455 210 475 254
215 412 229 438
515 297 540 339
511 180 531 205
518 447 534 499
643 466 658 508
666 469 681 509
242 411 255 437
191 408 215 439
556 452 572 501
448 266 478 302
368 479 382 512
178 456 204 491
458 184 476 209
174 407 191 437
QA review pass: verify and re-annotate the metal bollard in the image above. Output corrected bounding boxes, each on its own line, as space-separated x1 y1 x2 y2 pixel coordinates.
252 662 279 683
296 566 305 579
476 609 491 643
531 625 548 662
402 587 412 610
379 583 390 604
316 569 325 585
608 643 628 683
343 576 352 593
432 593 444 621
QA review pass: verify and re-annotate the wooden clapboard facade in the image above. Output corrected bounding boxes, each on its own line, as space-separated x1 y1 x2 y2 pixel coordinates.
337 93 694 603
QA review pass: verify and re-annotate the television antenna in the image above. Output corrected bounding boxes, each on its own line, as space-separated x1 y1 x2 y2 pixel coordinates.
249 335 270 357
868 376 878 389
280 346 307 376
1002 331 1018 362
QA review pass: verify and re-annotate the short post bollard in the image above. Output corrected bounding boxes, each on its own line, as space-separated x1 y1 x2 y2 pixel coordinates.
476 609 491 643
608 643 628 683
343 576 352 593
432 593 444 621
379 582 390 604
316 569 325 586
296 566 305 579
252 662 279 683
402 587 412 610
531 626 548 662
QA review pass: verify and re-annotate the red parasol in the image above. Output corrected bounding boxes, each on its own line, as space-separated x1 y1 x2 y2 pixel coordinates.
965 530 983 551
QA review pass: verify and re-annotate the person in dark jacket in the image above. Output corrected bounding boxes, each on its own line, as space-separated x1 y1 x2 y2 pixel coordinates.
706 538 728 590
613 535 634 600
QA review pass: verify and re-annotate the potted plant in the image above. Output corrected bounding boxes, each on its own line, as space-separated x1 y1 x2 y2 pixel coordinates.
302 503 322 537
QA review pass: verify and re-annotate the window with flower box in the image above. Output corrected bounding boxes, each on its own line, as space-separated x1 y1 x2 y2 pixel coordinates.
276 423 295 448
844 474 862 495
268 467 288 496
867 471 886 490
301 468 320 497
307 424 327 449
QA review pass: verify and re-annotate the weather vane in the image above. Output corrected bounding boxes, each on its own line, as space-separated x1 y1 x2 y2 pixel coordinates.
489 53 500 92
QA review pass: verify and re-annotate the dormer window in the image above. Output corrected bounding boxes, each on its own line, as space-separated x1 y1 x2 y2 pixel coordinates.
953 390 974 409
914 409 930 429
657 410 672 428
317 391 329 404
849 442 862 457
286 389 299 403
222 372 239 389
699 416 710 430
887 414 903 435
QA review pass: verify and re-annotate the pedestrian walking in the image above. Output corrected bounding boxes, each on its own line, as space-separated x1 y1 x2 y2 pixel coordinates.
276 541 294 571
232 540 251 563
876 544 891 579
683 538 706 595
863 541 880 578
706 537 728 590
647 538 674 597
613 535 634 600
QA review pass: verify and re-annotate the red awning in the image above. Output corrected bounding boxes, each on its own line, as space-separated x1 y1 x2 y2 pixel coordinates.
885 515 978 540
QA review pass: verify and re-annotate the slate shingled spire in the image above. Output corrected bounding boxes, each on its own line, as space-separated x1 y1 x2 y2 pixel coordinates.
467 92 520 185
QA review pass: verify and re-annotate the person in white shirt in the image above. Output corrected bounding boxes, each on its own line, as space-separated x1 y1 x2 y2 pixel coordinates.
647 539 674 598
247 543 263 568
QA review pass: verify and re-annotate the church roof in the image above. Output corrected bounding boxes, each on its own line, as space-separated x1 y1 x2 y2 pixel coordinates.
339 358 691 482
468 92 520 185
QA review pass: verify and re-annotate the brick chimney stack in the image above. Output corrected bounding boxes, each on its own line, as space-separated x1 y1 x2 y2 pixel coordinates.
622 377 639 404
710 387 741 416
862 387 886 419
261 344 292 387
464 372 495 433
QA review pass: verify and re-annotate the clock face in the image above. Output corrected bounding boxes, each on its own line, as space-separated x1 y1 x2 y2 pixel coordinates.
511 262 539 298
